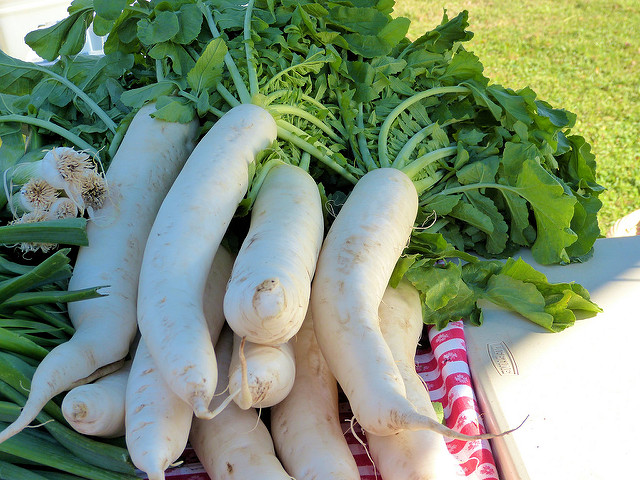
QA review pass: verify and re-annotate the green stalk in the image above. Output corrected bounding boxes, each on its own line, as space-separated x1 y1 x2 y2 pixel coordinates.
391 119 460 169
107 112 135 161
0 248 71 304
356 103 377 171
413 170 446 197
0 328 49 360
243 0 260 98
0 287 104 311
245 158 286 208
378 85 470 167
0 218 88 247
299 151 311 172
265 90 341 121
0 116 97 158
0 460 50 480
420 182 521 205
276 121 360 184
198 0 251 104
25 305 74 335
0 421 137 480
0 257 31 276
269 104 343 143
216 83 242 108
155 59 164 83
400 146 458 181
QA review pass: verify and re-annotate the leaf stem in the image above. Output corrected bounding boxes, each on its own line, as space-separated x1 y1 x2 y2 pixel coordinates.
401 146 458 180
378 85 470 167
391 119 460 169
356 103 377 171
276 121 359 184
243 0 259 98
0 115 97 158
198 0 251 104
420 182 520 205
268 104 342 143
178 91 226 117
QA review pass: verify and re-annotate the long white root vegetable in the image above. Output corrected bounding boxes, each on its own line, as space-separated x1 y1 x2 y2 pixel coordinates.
137 103 277 419
125 339 192 480
61 361 131 438
271 311 360 480
189 327 293 480
224 162 324 345
125 246 234 480
311 167 512 440
228 333 296 410
367 280 465 479
0 103 199 444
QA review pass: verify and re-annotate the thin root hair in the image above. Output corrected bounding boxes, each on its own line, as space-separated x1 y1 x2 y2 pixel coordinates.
347 415 378 478
25 419 54 429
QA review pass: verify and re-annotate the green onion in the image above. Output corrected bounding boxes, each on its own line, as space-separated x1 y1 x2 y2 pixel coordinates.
0 218 89 247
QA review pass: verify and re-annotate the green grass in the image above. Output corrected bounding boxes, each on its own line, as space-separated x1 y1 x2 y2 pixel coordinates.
394 0 640 232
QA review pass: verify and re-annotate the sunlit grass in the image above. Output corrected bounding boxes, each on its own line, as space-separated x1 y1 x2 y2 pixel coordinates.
394 0 640 231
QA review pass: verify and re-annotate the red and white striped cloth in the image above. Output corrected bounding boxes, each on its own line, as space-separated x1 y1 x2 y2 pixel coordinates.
159 320 498 480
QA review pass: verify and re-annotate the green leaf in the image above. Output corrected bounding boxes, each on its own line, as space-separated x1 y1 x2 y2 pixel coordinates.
120 81 176 108
173 3 204 44
186 38 227 95
441 50 485 84
24 9 93 61
488 84 533 125
407 261 464 311
137 11 180 45
59 11 92 56
94 0 130 21
151 95 196 123
483 273 555 330
0 51 43 96
456 156 500 185
148 42 195 76
511 159 577 264
465 190 509 254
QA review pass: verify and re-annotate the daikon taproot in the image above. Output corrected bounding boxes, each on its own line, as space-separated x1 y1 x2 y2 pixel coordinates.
367 280 465 479
189 327 292 480
228 333 296 410
126 245 234 480
62 361 131 438
137 103 277 419
0 103 199 444
125 338 192 480
271 311 360 480
224 162 323 345
311 167 513 440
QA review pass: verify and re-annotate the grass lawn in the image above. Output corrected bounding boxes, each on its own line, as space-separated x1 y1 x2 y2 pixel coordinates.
394 0 640 232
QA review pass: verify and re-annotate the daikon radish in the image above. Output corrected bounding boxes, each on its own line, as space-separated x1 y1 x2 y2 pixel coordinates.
0 103 199 444
61 361 131 438
125 338 192 480
227 333 296 410
126 246 234 480
311 167 513 440
189 327 293 480
367 280 465 479
224 162 323 345
137 103 277 419
271 311 360 480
